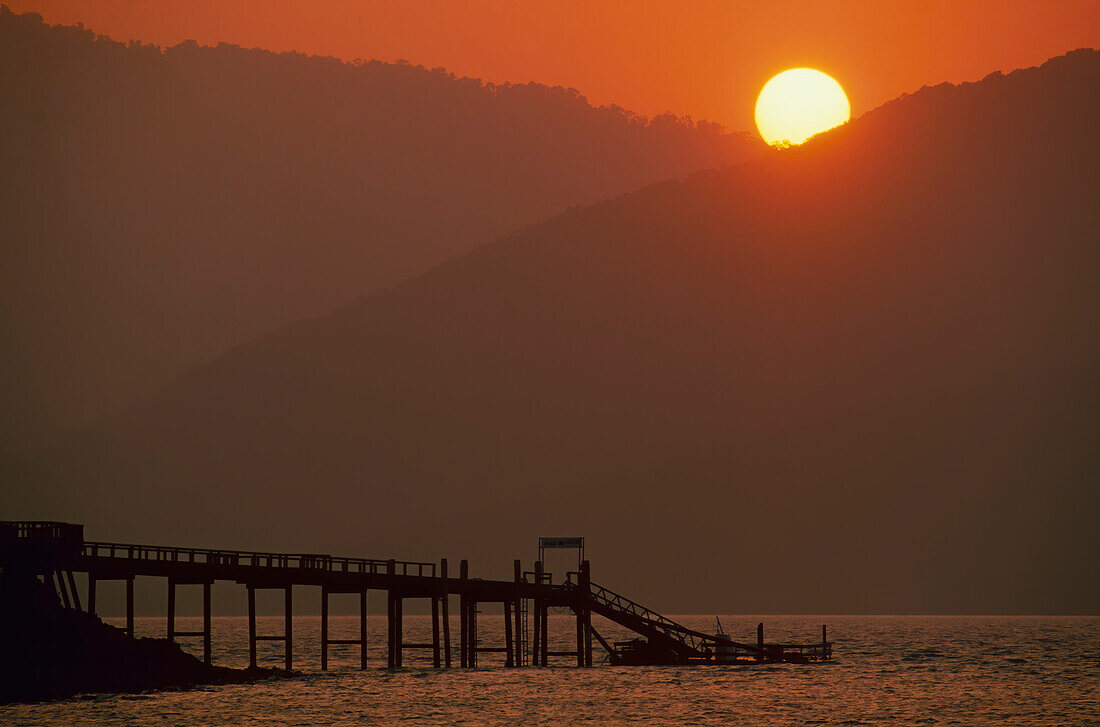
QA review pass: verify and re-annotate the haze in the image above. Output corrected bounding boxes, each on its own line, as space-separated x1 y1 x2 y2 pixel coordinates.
2 5 1098 617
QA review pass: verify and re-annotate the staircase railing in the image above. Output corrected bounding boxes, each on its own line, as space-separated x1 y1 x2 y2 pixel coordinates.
565 575 766 657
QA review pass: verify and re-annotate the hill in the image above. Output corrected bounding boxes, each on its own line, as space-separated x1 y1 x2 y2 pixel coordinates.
0 6 760 453
11 50 1099 613
0 571 285 702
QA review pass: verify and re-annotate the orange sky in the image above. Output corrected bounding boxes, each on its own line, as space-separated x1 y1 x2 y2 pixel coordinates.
8 0 1099 132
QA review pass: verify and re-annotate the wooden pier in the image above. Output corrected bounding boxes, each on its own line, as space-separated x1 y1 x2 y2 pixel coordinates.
0 521 831 668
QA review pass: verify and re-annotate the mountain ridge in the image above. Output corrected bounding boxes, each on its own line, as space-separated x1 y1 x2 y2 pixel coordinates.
0 5 762 453
10 46 1099 613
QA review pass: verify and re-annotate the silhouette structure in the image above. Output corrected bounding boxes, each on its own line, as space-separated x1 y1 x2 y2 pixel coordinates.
0 535 285 703
0 7 761 453
6 40 1098 612
1 520 830 683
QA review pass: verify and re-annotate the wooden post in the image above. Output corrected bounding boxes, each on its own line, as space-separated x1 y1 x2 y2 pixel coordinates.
581 560 593 667
431 594 441 667
391 589 400 668
575 605 584 667
66 571 81 611
532 561 543 666
55 571 71 608
125 576 134 638
459 559 469 668
284 586 293 670
87 575 97 616
387 560 397 668
504 601 514 667
394 595 403 668
458 597 467 668
573 561 591 666
247 585 257 668
359 589 368 669
441 559 451 667
167 578 176 641
468 599 477 668
540 601 548 667
320 586 329 671
757 622 764 649
203 581 212 664
513 560 523 667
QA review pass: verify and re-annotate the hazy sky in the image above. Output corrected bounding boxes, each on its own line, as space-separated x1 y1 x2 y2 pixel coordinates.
9 0 1099 132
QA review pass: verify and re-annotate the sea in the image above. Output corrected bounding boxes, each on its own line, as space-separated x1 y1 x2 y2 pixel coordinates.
3 614 1097 725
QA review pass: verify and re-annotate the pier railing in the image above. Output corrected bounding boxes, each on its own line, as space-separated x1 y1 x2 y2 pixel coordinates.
82 541 437 577
4 521 831 669
568 576 781 659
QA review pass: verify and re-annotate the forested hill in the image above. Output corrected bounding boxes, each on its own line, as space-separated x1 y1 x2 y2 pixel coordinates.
0 6 761 452
16 49 1098 613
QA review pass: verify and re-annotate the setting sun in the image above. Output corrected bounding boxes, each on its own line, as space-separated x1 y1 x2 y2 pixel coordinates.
755 68 851 146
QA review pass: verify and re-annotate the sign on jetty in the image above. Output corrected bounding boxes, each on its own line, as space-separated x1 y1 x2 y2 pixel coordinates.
0 521 831 668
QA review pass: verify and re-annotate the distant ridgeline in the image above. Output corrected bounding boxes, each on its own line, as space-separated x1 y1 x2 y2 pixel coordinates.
0 6 761 453
9 47 1097 615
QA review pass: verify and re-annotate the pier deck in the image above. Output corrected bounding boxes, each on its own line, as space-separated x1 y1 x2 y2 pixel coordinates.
1 521 831 669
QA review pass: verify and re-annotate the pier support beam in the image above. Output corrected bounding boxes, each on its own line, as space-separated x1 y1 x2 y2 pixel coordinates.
284 586 293 671
55 571 71 609
395 594 403 667
247 585 257 668
575 607 584 667
167 579 176 642
386 559 403 668
580 561 592 667
82 574 135 636
532 560 543 666
247 583 293 669
66 571 81 611
468 599 477 667
203 582 212 664
320 587 369 670
513 560 523 667
504 601 514 667
387 590 394 667
321 586 329 671
125 577 134 637
360 589 368 669
440 559 451 667
431 592 442 667
540 600 549 666
459 559 469 668
167 578 214 664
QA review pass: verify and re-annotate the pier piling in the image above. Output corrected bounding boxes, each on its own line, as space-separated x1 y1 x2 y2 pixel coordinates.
532 560 543 667
440 559 451 667
431 593 442 667
320 585 329 670
247 585 257 668
1 521 833 672
512 560 523 666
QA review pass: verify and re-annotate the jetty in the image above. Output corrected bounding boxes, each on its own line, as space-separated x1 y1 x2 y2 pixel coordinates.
0 521 831 669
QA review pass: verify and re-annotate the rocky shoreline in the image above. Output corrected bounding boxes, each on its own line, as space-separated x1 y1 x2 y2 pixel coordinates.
0 573 291 704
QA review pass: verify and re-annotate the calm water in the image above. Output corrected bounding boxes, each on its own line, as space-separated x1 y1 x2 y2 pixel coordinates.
3 614 1097 725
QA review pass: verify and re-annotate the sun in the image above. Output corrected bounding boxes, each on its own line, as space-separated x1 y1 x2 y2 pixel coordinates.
755 69 850 146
